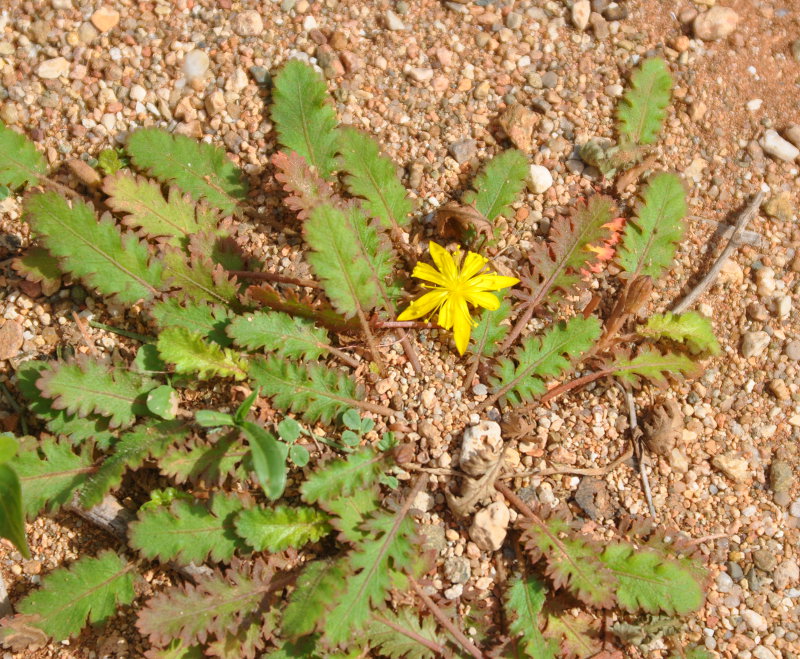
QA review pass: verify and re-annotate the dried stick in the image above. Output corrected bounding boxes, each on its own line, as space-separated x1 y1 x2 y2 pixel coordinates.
501 444 633 480
619 385 657 520
409 577 484 659
672 191 764 314
71 311 99 358
687 215 763 248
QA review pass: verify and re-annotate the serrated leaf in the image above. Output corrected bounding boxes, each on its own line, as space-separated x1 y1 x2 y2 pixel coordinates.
463 149 528 222
161 248 240 306
338 127 413 229
36 357 156 428
246 284 359 334
282 559 347 639
638 311 720 355
323 487 380 542
611 348 698 386
469 293 511 357
239 422 289 500
146 385 180 420
137 562 276 647
324 511 418 645
543 611 601 659
248 356 359 424
103 173 219 245
227 310 330 360
145 640 205 659
522 517 616 608
600 543 703 615
616 173 686 279
79 421 187 508
365 607 445 659
11 246 62 296
304 203 396 318
300 449 386 504
15 551 135 641
271 60 339 179
234 505 330 552
159 434 249 486
24 192 162 304
126 128 246 215
0 463 29 558
0 120 46 189
505 575 558 658
617 58 672 146
150 299 233 346
157 327 248 380
272 150 337 221
129 493 248 565
490 316 601 407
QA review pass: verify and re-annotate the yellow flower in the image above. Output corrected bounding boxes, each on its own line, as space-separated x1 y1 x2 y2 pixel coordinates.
398 241 519 355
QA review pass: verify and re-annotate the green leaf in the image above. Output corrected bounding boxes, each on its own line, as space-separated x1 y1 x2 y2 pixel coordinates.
0 463 29 558
234 505 331 552
282 559 347 638
227 310 331 360
272 150 337 221
37 357 155 428
271 59 339 180
246 283 358 334
0 120 46 189
104 174 218 245
159 434 249 486
146 385 180 420
365 607 445 659
240 422 289 500
543 612 601 659
79 421 187 508
305 203 396 318
464 149 528 222
611 348 698 386
490 316 601 407
126 128 247 215
638 311 720 355
248 356 360 424
12 246 62 295
195 410 235 428
616 173 686 279
617 58 672 146
505 575 558 658
469 293 511 357
600 543 704 615
323 488 379 542
289 444 309 467
134 344 167 373
338 127 413 229
161 248 240 306
97 148 125 175
24 192 162 304
277 418 302 443
0 434 17 464
150 299 233 347
129 493 248 565
233 389 259 424
157 327 248 380
16 551 135 640
148 640 205 659
300 449 385 504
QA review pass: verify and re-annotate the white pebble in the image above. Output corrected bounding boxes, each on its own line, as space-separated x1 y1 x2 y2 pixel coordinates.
183 49 210 81
526 164 553 194
760 129 800 162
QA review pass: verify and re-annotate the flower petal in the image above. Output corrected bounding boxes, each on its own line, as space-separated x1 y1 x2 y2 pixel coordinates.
451 299 474 355
460 251 489 280
437 296 454 330
465 290 501 310
411 262 448 287
428 241 458 281
397 290 447 321
467 274 520 292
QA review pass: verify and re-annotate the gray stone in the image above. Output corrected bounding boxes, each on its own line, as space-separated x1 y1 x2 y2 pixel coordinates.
448 138 477 165
769 460 793 493
231 10 263 37
716 571 734 593
760 129 800 162
773 560 799 590
741 608 768 633
505 12 523 30
444 556 471 584
727 562 744 581
384 10 407 31
784 340 800 361
753 549 777 573
693 6 739 41
420 523 447 552
541 71 558 89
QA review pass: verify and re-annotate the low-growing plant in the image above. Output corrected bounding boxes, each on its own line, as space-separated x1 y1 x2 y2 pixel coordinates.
0 55 719 658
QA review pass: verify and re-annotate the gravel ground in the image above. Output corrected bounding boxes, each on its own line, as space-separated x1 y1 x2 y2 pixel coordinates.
1 0 800 657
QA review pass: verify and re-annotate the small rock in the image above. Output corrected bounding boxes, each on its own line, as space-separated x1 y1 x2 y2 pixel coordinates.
36 57 70 79
746 98 762 112
746 302 768 321
460 420 503 477
411 491 435 514
574 476 616 520
499 104 538 152
183 49 210 81
571 0 591 31
0 320 24 360
472 383 488 397
130 84 146 102
693 6 739 41
90 6 120 32
384 9 407 31
784 340 800 361
728 562 744 581
741 608 768 633
505 12 523 30
204 89 226 116
249 66 271 86
448 139 477 165
753 549 777 573
768 379 790 401
603 4 628 20
527 164 553 194
755 266 776 298
443 557 471 584
762 191 794 222
590 12 609 38
785 124 800 149
740 331 769 358
406 66 433 83
769 459 793 492
719 259 744 286
760 129 800 162
231 10 263 37
443 583 463 600
541 71 558 89
473 80 491 99
469 502 510 552
712 452 749 482
716 571 734 593
77 21 99 44
420 388 436 409
773 560 799 590
420 524 447 552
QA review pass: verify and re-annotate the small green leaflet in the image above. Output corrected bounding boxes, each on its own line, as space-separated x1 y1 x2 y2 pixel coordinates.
240 422 289 500
617 58 672 146
150 298 233 347
157 327 248 380
0 461 30 558
300 449 385 504
234 505 331 552
227 310 331 360
638 311 720 355
504 575 558 658
11 246 62 296
0 119 46 189
611 348 698 386
463 149 528 222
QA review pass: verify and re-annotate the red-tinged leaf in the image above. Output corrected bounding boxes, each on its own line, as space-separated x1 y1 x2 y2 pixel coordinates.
245 284 359 334
543 612 602 659
272 150 337 220
11 247 62 296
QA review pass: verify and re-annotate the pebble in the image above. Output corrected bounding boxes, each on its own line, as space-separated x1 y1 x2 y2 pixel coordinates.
183 49 210 81
36 57 70 79
712 452 749 482
204 90 226 116
773 560 799 590
571 0 591 31
385 10 407 31
740 331 770 358
443 583 463 599
541 71 559 89
716 571 734 593
406 66 433 83
0 320 23 360
784 340 800 361
77 22 99 44
768 379 790 401
693 6 739 41
469 501 509 552
412 491 435 514
443 556 471 584
231 10 264 37
90 6 120 33
759 129 799 162
769 460 793 493
130 84 146 102
527 164 554 194
448 139 477 164
763 191 794 222
785 124 800 149
752 549 777 572
741 609 768 633
754 266 775 298
460 420 503 477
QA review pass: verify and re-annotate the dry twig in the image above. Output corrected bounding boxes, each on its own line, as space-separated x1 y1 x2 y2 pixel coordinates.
618 384 657 520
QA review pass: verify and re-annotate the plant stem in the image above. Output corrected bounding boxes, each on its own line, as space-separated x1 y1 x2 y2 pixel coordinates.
374 320 437 329
88 320 154 343
229 270 321 289
373 615 448 655
353 399 395 417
